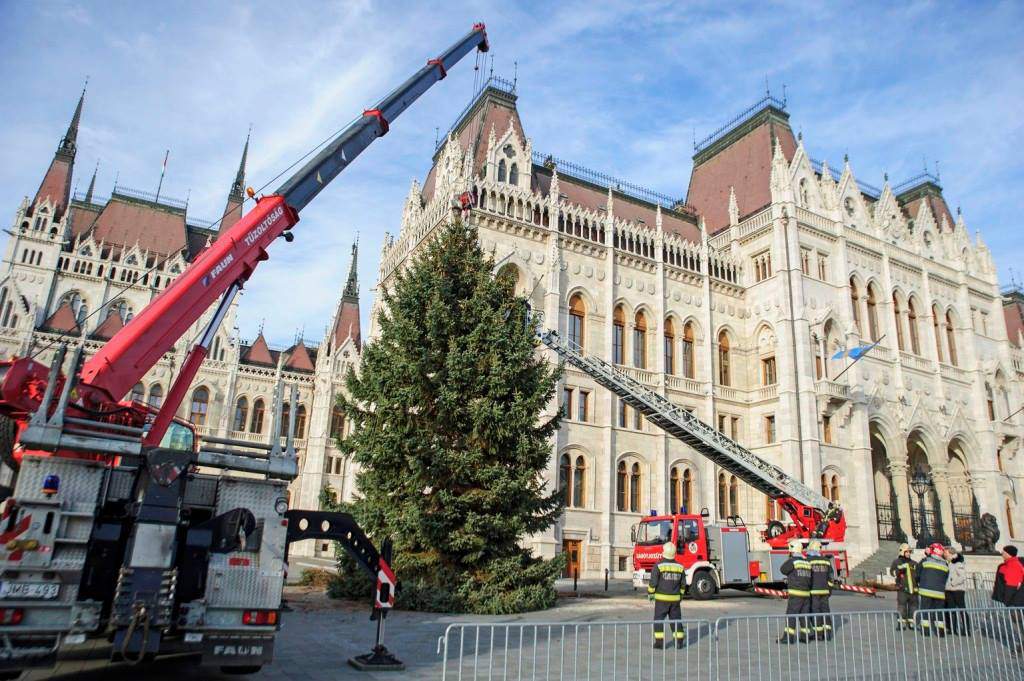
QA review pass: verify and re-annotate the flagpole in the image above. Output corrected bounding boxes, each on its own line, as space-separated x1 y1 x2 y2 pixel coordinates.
155 149 169 203
831 334 886 382
1004 405 1024 423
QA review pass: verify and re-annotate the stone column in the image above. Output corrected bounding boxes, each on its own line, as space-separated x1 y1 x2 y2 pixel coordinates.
888 458 915 541
929 466 956 545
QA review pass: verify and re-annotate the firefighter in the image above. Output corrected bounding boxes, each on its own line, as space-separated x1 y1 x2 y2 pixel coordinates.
915 542 949 637
779 539 812 644
889 543 917 630
647 541 685 648
807 539 834 640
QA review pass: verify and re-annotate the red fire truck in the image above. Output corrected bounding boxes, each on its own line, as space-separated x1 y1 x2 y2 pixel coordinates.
537 329 848 599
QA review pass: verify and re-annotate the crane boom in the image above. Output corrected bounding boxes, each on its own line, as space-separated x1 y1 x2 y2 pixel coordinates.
75 24 489 404
537 329 832 511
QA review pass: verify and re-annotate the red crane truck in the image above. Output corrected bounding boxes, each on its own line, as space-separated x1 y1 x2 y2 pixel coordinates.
0 23 489 678
537 330 848 599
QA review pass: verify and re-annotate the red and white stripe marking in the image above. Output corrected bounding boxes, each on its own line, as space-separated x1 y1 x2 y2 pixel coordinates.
753 586 788 599
836 583 876 596
376 558 396 609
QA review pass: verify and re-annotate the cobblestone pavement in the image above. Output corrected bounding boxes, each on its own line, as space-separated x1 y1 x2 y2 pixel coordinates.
22 582 900 680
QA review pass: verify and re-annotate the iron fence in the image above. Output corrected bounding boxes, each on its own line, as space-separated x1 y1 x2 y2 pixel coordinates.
875 503 904 542
438 607 1024 680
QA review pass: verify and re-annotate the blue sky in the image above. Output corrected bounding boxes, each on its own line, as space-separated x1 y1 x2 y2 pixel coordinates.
1 1 1021 349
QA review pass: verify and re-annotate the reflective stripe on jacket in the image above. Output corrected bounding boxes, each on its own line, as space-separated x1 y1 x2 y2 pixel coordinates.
780 555 812 597
915 555 949 600
809 556 833 596
890 556 916 594
649 560 685 602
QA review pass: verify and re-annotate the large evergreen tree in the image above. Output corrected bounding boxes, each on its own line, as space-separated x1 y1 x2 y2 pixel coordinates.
336 221 564 614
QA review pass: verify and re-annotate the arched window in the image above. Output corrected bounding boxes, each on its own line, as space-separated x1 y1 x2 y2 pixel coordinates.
147 384 163 409
295 405 307 438
866 285 880 341
189 387 209 426
616 461 627 512
932 304 944 362
986 384 996 421
729 475 739 516
893 294 904 351
629 462 641 512
572 455 586 508
908 298 921 355
633 311 647 369
509 163 519 186
612 305 625 364
670 465 693 514
568 294 585 350
717 331 731 386
670 467 680 514
682 323 695 379
664 318 676 375
821 473 829 499
718 473 728 518
560 454 572 506
945 311 958 366
766 496 778 521
497 159 507 183
62 291 87 324
233 397 249 432
129 382 145 403
682 468 692 513
250 398 266 433
850 279 861 335
330 404 346 439
280 403 291 438
830 475 840 502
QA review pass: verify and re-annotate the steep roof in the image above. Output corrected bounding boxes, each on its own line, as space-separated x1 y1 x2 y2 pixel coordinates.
91 312 124 340
332 242 361 350
88 194 188 257
241 333 274 365
219 132 249 234
283 342 314 372
40 301 80 334
686 101 797 233
1004 291 1024 347
897 180 955 230
31 86 84 221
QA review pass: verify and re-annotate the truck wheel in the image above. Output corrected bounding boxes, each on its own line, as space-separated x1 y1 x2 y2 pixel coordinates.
221 666 263 675
0 671 22 680
0 413 18 473
765 520 786 539
689 571 717 600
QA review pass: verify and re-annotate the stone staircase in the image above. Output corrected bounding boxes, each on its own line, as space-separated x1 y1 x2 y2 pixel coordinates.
847 540 902 583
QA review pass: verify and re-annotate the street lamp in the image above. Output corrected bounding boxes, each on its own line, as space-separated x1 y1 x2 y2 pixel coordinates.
910 466 932 549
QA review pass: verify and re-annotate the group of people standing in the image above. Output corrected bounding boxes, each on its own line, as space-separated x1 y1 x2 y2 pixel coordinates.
889 542 968 636
779 539 835 644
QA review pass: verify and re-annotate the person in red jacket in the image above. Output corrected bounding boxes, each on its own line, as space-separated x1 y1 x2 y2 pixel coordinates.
994 545 1024 605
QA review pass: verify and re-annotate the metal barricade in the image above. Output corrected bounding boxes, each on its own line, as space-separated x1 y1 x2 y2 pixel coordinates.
713 610 910 680
911 606 1024 680
965 572 998 609
437 618 712 680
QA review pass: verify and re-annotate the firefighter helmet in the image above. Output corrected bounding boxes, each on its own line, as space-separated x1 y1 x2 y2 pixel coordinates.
899 543 911 554
928 542 945 557
807 539 822 553
662 542 677 560
788 539 803 554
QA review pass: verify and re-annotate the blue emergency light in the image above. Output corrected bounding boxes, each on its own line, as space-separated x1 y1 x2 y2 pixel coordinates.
42 474 60 496
649 509 657 516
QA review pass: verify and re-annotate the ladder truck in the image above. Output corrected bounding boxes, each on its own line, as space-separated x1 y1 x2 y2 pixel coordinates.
0 23 489 678
536 330 847 599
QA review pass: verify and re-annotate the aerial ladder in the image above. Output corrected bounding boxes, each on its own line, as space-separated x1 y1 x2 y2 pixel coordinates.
0 23 489 677
536 329 845 548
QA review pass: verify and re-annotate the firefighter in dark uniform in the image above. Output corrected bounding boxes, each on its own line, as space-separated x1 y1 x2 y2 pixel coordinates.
779 539 812 644
647 541 685 648
889 543 918 630
807 539 834 640
915 542 949 637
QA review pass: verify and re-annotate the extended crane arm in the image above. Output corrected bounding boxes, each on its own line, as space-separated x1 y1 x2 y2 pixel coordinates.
75 24 488 404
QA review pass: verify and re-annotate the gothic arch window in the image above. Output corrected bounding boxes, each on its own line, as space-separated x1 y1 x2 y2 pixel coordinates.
908 298 921 355
568 294 586 351
849 278 861 335
295 404 307 439
945 310 958 366
330 404 346 439
630 462 641 512
147 384 163 409
560 454 572 506
664 317 676 375
866 284 880 342
670 465 694 514
718 473 728 517
717 330 731 386
279 403 291 438
250 399 266 433
233 397 249 432
613 305 625 364
633 310 647 369
497 159 507 183
682 322 695 379
986 383 996 421
932 304 945 362
129 382 145 403
189 387 209 426
509 163 519 186
572 455 586 508
617 460 628 511
892 294 904 351
729 475 739 516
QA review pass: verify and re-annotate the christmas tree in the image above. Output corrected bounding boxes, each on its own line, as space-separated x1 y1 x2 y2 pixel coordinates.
336 220 565 613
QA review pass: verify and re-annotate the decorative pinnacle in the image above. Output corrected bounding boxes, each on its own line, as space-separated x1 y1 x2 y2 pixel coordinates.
59 78 87 158
84 160 99 203
230 127 250 199
343 238 359 300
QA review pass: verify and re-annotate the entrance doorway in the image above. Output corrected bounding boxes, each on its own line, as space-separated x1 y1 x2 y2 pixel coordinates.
562 539 582 578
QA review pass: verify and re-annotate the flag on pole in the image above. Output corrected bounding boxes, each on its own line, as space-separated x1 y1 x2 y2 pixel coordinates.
832 340 881 361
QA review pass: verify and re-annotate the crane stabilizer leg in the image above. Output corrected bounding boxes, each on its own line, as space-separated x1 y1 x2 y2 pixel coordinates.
536 329 846 545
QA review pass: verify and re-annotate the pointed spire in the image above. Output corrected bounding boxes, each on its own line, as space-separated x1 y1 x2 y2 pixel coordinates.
343 237 359 301
58 79 87 159
218 132 250 234
229 128 250 200
728 186 740 226
84 160 98 204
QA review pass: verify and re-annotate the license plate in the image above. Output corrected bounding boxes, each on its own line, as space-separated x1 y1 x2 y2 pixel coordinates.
0 581 59 600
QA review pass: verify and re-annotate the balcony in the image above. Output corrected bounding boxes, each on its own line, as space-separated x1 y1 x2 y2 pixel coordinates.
939 362 970 384
665 375 705 395
615 364 660 388
715 385 744 402
899 351 934 374
751 385 778 402
815 379 850 403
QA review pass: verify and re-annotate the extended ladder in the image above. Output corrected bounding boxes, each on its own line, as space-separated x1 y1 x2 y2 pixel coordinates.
538 329 831 511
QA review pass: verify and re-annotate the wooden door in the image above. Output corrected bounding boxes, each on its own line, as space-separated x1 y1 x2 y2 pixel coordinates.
562 539 581 578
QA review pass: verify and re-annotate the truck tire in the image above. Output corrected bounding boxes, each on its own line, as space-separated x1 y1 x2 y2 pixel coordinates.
0 671 22 680
689 570 717 600
221 666 263 675
0 414 17 472
765 520 786 539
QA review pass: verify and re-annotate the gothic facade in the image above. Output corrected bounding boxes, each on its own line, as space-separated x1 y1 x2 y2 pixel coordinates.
373 78 1024 575
0 89 360 557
